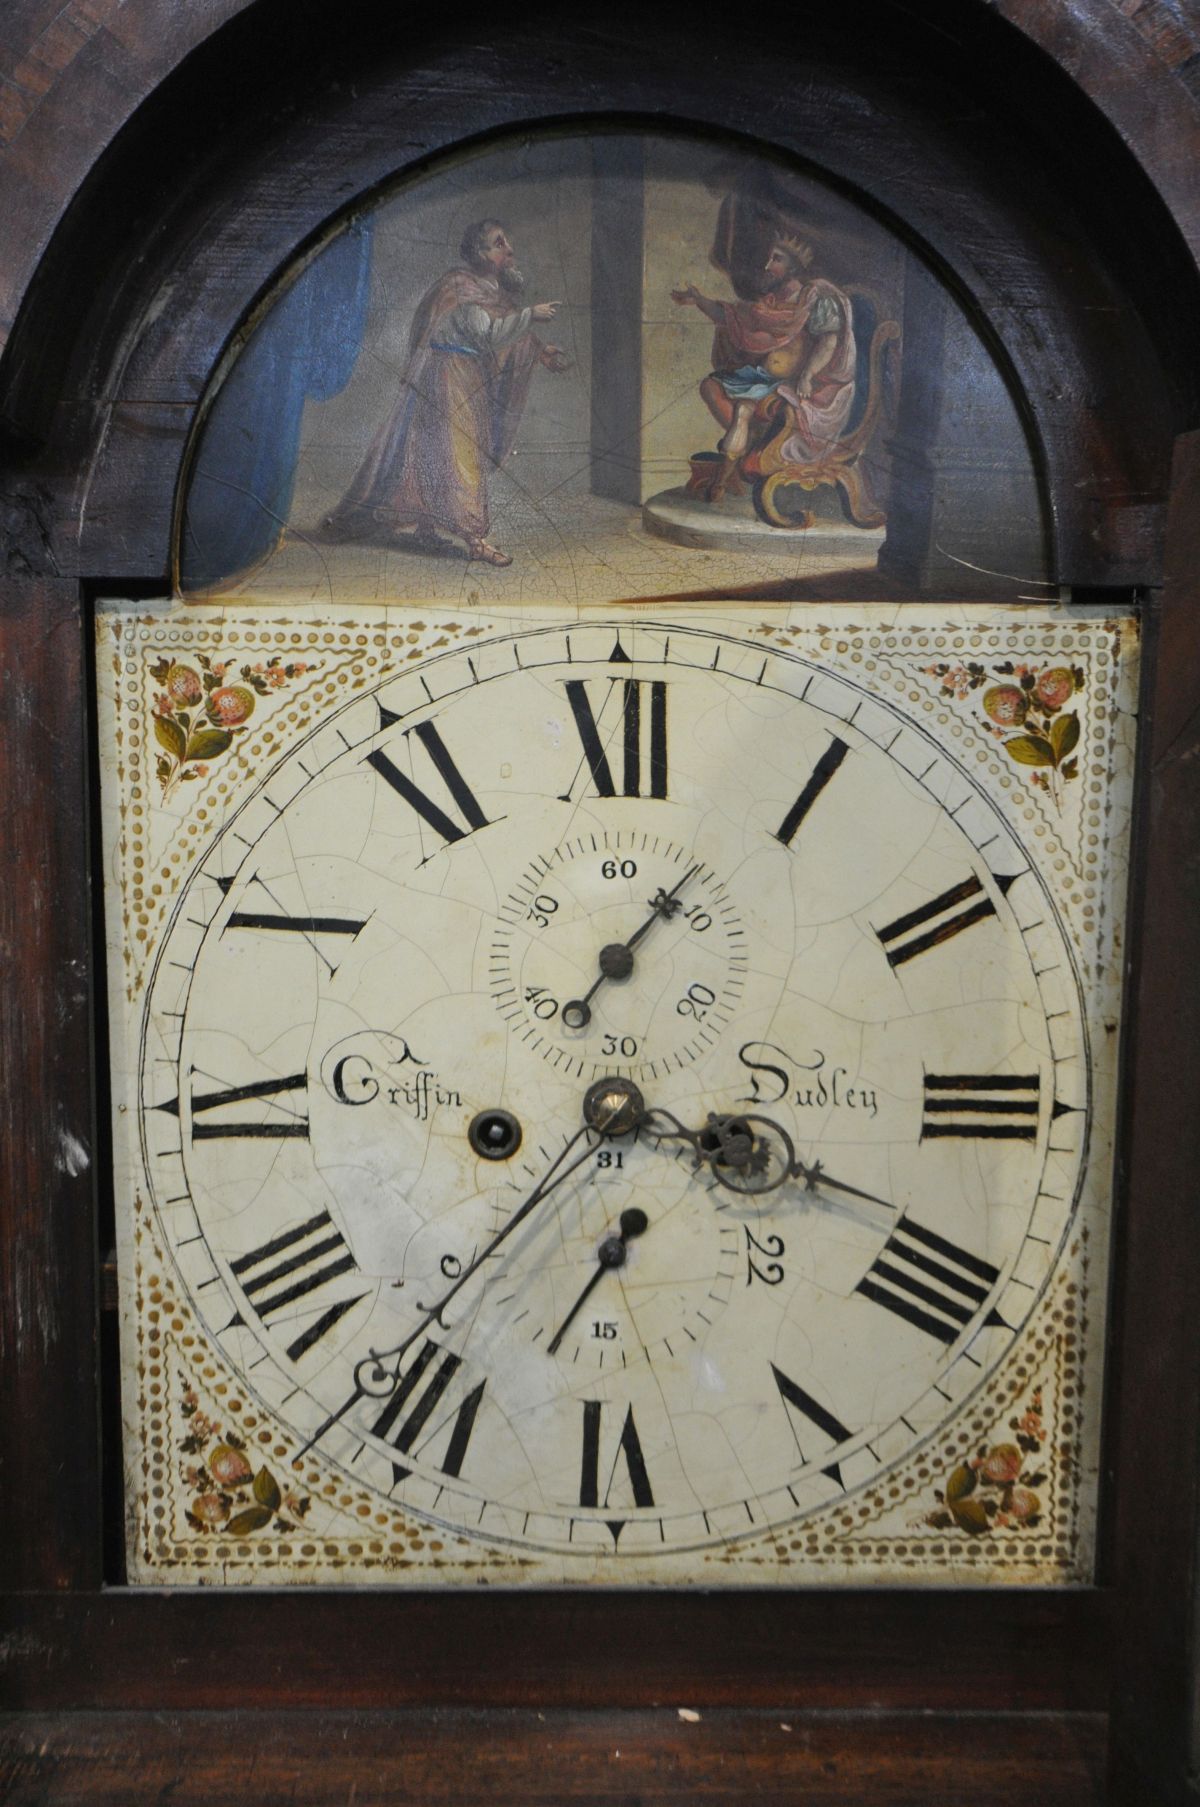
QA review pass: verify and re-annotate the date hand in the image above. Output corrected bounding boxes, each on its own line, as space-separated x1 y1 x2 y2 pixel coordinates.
546 1208 649 1355
563 864 699 1030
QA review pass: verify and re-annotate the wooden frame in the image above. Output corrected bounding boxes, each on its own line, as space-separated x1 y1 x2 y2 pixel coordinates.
1 4 1198 1800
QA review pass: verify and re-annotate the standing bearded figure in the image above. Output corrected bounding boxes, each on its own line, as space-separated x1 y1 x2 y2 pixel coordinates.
672 233 855 498
326 220 567 567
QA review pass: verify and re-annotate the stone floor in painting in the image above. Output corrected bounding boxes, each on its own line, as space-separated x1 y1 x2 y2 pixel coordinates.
187 484 889 607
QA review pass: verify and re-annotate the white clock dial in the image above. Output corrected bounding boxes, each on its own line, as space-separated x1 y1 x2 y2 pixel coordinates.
138 619 1089 1559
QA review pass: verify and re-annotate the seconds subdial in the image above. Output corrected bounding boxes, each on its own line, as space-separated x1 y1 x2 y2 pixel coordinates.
491 833 747 1083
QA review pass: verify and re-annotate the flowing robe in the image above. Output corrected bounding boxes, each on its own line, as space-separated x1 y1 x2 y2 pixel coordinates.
710 276 856 462
330 268 544 542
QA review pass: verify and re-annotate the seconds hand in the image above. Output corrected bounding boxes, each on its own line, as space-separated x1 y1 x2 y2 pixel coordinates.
562 862 699 1030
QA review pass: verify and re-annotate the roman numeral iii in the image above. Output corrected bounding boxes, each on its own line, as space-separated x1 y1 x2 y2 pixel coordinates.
855 1215 1004 1345
562 679 668 800
922 1073 1040 1140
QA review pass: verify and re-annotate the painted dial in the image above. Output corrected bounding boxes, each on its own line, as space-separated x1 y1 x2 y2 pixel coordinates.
138 620 1090 1560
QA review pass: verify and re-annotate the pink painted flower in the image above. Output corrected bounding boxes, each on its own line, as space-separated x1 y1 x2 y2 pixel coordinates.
153 691 173 717
209 1443 253 1486
165 663 202 706
193 764 209 779
1007 1486 1041 1521
1017 1410 1044 1441
982 684 1027 727
978 1443 1023 1485
190 1492 229 1525
208 685 255 727
210 661 229 680
292 662 307 675
1035 667 1074 710
267 667 287 687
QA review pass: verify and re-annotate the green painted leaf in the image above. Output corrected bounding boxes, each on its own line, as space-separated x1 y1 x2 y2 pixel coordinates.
1051 711 1080 760
225 1505 272 1536
184 728 233 762
949 1496 990 1535
945 1463 976 1503
1003 733 1055 768
154 714 186 762
253 1467 282 1512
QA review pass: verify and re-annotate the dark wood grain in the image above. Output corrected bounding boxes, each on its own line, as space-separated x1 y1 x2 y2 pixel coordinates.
0 0 248 351
0 1587 1109 1713
0 576 101 1593
0 1709 1109 1805
1104 430 1200 1806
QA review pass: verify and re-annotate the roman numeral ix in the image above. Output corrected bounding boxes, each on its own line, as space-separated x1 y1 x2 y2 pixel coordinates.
922 1073 1040 1140
561 679 668 801
157 1071 309 1139
855 1216 1006 1345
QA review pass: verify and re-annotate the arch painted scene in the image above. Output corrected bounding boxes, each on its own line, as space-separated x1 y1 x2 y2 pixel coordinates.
178 130 1049 605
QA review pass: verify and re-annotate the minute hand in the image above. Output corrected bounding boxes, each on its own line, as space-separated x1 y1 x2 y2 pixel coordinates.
294 1118 604 1461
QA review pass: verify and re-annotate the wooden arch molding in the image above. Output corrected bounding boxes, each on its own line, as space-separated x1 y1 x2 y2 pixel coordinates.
0 0 1197 591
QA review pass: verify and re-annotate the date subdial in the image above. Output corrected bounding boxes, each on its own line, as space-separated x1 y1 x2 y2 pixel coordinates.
482 1129 742 1369
490 834 747 1083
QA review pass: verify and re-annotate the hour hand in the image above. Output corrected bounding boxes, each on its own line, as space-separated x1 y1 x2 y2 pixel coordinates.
645 1108 895 1211
794 1158 895 1214
643 1107 794 1194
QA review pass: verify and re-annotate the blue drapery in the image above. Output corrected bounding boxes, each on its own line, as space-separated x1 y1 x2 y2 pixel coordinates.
180 219 374 590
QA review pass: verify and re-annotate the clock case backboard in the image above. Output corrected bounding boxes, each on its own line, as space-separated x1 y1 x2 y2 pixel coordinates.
1 3 1199 1802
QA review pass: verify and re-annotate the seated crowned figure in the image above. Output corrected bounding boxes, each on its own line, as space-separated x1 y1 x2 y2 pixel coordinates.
672 232 857 502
